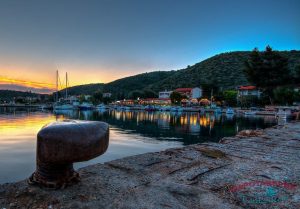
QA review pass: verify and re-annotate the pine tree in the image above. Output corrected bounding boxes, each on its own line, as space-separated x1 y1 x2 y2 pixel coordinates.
244 46 291 104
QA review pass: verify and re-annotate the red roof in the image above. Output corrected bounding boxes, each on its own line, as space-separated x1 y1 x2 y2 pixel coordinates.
142 98 170 101
238 86 256 90
141 98 157 101
175 88 193 92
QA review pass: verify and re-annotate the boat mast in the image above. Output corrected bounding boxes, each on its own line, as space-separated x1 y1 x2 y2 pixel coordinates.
210 88 213 108
56 70 58 102
65 72 68 99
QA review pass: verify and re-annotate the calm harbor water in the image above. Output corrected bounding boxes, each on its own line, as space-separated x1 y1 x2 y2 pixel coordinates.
0 107 279 184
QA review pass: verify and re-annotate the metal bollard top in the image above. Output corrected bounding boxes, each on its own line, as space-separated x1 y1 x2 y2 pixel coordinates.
29 120 109 189
37 120 109 163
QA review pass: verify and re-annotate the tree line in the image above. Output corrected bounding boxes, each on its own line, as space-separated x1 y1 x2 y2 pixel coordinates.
244 45 300 106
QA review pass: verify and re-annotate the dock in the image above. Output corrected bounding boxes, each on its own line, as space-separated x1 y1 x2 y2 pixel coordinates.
0 104 43 108
1 122 300 208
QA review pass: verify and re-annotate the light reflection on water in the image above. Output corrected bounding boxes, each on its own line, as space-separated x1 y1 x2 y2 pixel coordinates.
0 107 278 183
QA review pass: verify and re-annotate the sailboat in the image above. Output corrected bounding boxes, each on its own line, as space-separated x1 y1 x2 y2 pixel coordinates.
78 102 94 110
53 71 75 111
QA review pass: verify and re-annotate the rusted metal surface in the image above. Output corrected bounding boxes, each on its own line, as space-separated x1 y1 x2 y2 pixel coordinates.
28 120 109 189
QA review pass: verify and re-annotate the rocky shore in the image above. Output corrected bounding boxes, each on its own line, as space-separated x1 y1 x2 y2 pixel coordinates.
1 122 300 209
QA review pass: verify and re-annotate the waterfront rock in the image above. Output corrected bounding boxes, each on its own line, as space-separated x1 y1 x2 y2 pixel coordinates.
236 129 264 137
28 120 109 189
1 122 300 208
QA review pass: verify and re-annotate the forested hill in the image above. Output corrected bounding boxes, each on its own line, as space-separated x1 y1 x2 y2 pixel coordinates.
0 90 42 101
148 50 300 92
62 50 300 98
62 83 104 95
102 71 174 98
63 71 173 97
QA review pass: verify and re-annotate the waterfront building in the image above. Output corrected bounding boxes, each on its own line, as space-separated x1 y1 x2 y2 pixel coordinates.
175 87 202 99
191 87 202 99
119 99 135 106
237 86 261 98
84 95 92 100
140 98 171 105
158 90 173 99
103 93 112 98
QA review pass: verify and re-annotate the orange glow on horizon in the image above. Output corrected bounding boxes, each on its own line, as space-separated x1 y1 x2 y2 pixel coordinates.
0 76 56 91
0 68 151 93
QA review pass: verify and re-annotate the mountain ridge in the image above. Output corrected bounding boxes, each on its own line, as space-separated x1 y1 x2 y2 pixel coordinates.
2 50 299 100
64 50 300 99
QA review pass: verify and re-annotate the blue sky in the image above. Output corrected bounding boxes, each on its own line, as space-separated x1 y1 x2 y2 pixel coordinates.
0 0 299 92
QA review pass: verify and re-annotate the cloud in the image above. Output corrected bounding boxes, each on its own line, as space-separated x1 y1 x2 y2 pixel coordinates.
0 76 55 94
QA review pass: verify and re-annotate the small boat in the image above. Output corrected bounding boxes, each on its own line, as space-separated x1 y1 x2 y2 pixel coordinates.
54 104 74 110
78 102 94 110
244 107 257 115
276 109 291 118
53 102 75 110
133 105 145 110
158 106 165 111
244 111 256 115
256 110 276 116
159 106 170 111
145 105 156 111
163 106 171 111
183 107 197 112
38 104 53 110
226 108 234 114
170 106 183 112
96 104 107 110
53 71 75 111
124 106 131 111
214 107 222 114
177 107 183 112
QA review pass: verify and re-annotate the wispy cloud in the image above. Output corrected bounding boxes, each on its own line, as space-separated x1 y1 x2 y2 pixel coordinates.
0 76 55 94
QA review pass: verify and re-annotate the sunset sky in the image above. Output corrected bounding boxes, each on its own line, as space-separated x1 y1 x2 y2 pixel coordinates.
0 0 299 93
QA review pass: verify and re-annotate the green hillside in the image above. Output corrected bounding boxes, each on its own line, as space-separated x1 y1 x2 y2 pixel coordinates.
148 50 300 92
102 71 174 98
63 71 173 97
63 83 104 95
62 50 300 99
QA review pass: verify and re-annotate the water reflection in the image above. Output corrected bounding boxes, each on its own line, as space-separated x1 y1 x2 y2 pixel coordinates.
0 107 278 183
60 110 278 144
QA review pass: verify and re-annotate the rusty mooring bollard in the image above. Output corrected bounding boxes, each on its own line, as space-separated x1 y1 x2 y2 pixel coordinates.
28 120 109 189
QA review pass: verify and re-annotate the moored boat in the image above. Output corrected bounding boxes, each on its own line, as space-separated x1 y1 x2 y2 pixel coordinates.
78 102 94 110
226 108 234 114
214 107 222 114
145 105 156 111
170 106 183 112
96 104 107 110
54 103 75 110
244 107 258 115
276 108 292 118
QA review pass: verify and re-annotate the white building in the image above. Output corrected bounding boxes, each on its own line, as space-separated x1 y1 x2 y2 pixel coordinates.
159 90 173 99
84 95 92 100
191 87 202 99
237 86 261 98
174 87 202 99
103 92 112 98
